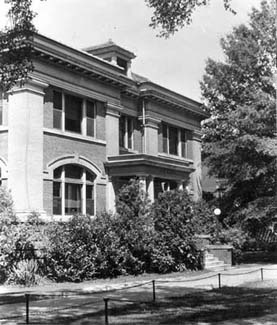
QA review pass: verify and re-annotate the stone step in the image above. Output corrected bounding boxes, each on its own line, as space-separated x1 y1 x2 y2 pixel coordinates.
206 264 231 272
205 255 220 261
205 261 225 268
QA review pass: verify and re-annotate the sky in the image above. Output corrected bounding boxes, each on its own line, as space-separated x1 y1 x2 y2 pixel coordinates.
0 0 262 101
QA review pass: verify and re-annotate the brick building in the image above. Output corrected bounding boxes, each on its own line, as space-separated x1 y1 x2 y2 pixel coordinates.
0 34 208 219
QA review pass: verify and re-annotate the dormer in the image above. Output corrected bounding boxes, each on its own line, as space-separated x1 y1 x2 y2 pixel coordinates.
83 40 136 77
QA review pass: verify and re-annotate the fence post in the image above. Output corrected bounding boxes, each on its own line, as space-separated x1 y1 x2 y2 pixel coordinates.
218 273 221 289
104 298 109 325
261 268 264 281
152 280 156 302
25 294 30 324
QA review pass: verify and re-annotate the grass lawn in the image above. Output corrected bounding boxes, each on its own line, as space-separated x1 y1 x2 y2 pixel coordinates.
103 280 277 325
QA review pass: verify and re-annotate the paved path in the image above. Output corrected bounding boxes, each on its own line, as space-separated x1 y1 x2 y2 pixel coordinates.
0 264 277 324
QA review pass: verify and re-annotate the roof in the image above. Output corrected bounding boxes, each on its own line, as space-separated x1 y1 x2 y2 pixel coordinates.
32 33 208 119
83 40 136 60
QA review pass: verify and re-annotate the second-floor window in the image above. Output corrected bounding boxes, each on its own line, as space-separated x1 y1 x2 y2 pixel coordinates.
162 123 188 158
119 115 133 149
53 90 96 137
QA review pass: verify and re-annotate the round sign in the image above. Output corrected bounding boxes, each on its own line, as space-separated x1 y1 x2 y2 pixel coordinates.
214 208 221 216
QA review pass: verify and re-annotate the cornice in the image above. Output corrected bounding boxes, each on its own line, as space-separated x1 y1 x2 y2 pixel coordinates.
32 34 136 90
139 83 209 120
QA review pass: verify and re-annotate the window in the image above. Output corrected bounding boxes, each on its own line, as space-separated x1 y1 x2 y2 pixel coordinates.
162 123 188 158
65 94 82 133
116 57 128 72
53 164 96 216
86 100 96 137
119 115 133 149
53 90 97 137
53 90 62 129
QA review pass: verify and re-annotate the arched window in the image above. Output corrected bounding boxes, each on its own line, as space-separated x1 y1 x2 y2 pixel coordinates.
53 164 96 216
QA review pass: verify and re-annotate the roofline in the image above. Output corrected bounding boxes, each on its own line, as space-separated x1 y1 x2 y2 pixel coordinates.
138 81 208 119
140 81 202 107
83 43 136 59
31 33 208 118
32 33 136 88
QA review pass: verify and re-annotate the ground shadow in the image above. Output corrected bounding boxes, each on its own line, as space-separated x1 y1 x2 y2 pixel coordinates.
1 283 277 324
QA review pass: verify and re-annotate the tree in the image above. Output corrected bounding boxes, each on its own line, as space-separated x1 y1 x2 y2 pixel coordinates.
145 0 235 37
200 0 276 228
0 0 37 92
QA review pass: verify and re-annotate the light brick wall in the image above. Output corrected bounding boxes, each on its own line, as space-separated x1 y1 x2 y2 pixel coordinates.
0 132 8 162
96 102 106 141
95 183 106 215
43 133 107 214
133 119 142 153
43 87 53 128
43 179 53 216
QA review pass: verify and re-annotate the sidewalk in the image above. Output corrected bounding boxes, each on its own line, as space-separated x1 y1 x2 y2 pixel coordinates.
0 263 276 296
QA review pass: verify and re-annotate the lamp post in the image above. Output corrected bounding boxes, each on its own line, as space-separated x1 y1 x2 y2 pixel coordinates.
214 208 221 244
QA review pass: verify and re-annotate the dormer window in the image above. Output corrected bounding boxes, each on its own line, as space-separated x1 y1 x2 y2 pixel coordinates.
83 40 135 76
116 57 127 72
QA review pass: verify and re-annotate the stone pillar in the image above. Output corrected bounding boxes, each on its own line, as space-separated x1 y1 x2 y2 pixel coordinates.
191 130 202 201
106 176 116 213
147 176 154 202
139 176 147 192
7 78 48 217
139 115 160 156
105 102 121 157
177 180 184 191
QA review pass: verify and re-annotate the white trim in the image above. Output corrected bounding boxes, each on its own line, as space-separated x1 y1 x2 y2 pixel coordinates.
162 123 189 159
43 128 106 145
47 154 102 178
51 162 99 217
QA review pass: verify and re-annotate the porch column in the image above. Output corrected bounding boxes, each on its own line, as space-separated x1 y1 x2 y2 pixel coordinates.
7 78 48 217
139 176 147 192
177 180 184 191
191 130 202 201
106 176 116 213
147 176 154 202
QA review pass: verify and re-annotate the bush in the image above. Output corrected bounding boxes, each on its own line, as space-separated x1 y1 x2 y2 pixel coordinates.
7 259 42 286
0 182 219 284
114 179 154 275
149 190 204 272
0 188 48 284
45 215 98 282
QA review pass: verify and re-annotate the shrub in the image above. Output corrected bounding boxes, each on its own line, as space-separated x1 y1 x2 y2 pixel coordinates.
7 259 42 286
149 190 202 272
113 179 154 275
45 215 98 282
0 206 49 284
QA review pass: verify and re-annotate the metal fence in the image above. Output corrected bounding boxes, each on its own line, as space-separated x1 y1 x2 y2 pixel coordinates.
1 267 276 325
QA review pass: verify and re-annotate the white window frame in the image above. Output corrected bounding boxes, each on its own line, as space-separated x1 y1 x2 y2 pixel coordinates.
53 165 96 217
53 90 97 138
162 123 187 158
120 115 134 150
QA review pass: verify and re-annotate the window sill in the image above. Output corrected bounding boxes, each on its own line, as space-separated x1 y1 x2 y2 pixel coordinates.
119 147 138 154
158 152 193 163
0 126 8 133
52 214 95 222
44 128 106 145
